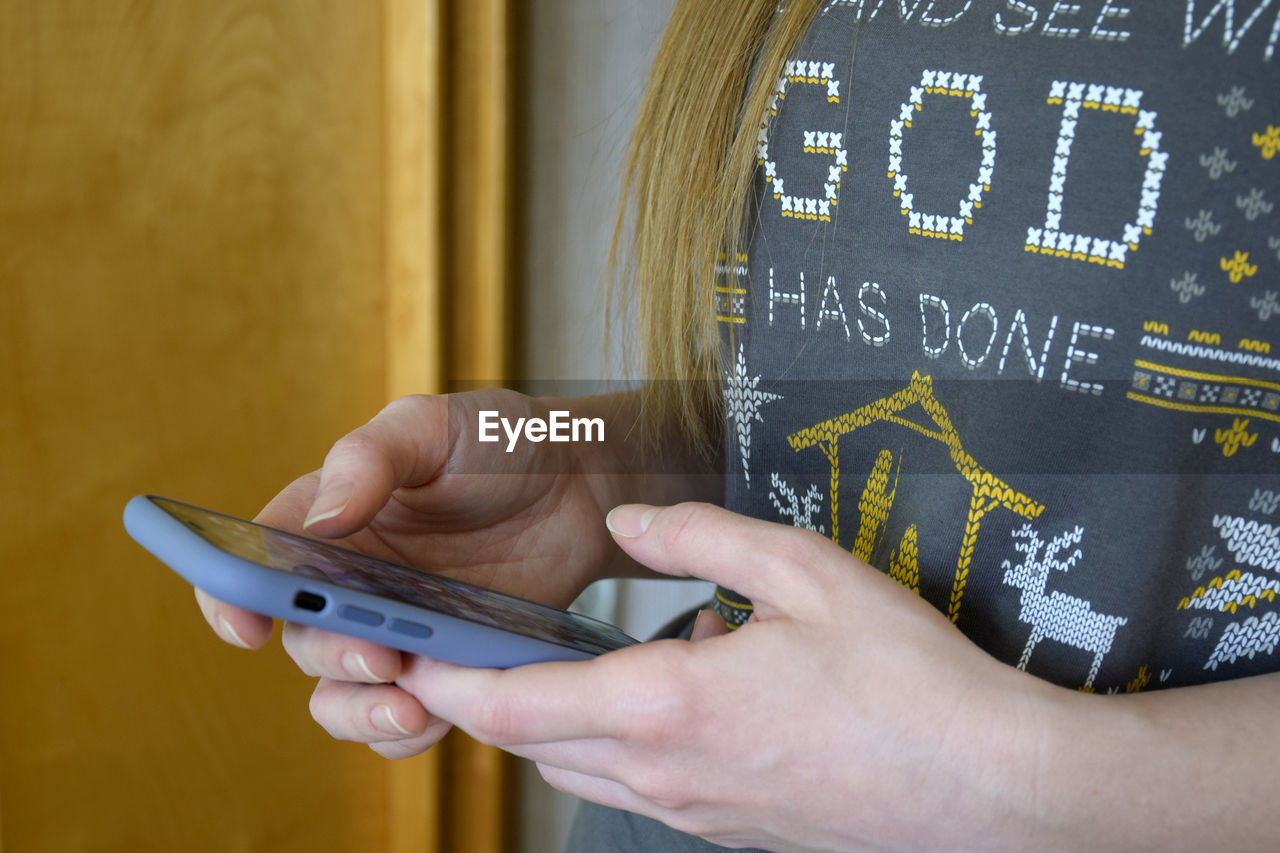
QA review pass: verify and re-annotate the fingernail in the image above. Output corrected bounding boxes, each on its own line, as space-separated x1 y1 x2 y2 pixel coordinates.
342 651 385 683
373 704 413 736
218 615 252 649
605 505 658 538
304 479 354 529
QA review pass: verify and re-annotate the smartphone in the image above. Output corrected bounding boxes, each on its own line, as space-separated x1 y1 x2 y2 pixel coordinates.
124 495 637 667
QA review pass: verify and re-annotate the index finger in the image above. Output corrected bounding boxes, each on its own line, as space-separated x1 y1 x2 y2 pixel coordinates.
395 649 663 746
302 395 450 538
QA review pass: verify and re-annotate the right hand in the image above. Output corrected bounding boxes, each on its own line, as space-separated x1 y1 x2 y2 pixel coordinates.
195 390 626 757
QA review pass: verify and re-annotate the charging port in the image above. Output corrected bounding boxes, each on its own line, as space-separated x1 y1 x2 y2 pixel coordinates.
293 590 327 612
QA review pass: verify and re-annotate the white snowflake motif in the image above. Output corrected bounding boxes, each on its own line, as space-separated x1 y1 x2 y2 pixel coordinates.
723 344 782 486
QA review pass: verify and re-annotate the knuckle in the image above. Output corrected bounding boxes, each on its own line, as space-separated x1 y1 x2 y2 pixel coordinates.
374 395 440 438
761 527 835 596
342 394 443 483
418 717 453 749
797 524 840 563
280 626 321 678
795 530 851 591
768 537 813 578
379 393 432 419
328 429 378 465
620 650 699 747
626 709 677 751
308 685 343 737
309 681 385 743
660 502 713 551
632 768 693 812
468 695 523 746
371 738 430 761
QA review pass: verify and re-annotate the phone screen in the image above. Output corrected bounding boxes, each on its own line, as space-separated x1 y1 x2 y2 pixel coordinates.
152 498 635 655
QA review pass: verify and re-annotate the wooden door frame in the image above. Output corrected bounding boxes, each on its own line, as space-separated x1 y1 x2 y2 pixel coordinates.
384 1 517 849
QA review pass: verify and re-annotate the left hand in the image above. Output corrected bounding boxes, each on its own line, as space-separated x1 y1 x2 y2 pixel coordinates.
394 502 1054 852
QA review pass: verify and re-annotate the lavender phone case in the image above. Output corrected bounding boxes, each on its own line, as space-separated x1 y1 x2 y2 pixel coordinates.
124 495 636 667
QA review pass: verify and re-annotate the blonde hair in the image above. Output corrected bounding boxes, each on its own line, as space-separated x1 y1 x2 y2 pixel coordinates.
612 0 826 452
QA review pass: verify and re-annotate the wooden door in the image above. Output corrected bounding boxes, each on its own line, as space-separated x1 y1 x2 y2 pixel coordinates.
0 1 513 849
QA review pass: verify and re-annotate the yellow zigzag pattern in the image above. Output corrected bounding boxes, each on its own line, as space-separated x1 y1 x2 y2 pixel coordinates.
1188 329 1222 345
889 524 921 595
789 373 1043 623
1179 569 1280 613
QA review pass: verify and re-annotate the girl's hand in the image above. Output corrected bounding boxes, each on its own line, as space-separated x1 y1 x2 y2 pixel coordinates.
392 503 1051 851
195 390 631 755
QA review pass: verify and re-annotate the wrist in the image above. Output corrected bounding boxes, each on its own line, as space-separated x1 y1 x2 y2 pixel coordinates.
918 661 1113 851
936 665 1077 851
999 671 1157 851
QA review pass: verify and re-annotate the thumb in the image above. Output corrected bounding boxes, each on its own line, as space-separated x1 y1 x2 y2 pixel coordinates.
605 502 833 615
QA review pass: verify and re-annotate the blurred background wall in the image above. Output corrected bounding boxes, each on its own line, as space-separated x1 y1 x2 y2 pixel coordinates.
515 2 715 849
0 1 712 850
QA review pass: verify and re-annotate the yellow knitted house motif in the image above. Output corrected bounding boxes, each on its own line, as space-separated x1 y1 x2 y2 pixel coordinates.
788 372 1045 623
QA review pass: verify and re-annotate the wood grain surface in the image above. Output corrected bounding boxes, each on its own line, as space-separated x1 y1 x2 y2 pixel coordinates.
0 1 513 850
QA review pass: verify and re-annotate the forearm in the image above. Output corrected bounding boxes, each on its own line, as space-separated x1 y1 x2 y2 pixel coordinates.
1024 670 1280 850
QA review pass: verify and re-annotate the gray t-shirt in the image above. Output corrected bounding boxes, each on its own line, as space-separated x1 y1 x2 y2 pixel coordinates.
715 0 1280 693
570 2 1279 849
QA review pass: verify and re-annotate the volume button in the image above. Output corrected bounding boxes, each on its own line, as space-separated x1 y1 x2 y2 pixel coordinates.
338 604 384 627
389 618 433 639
